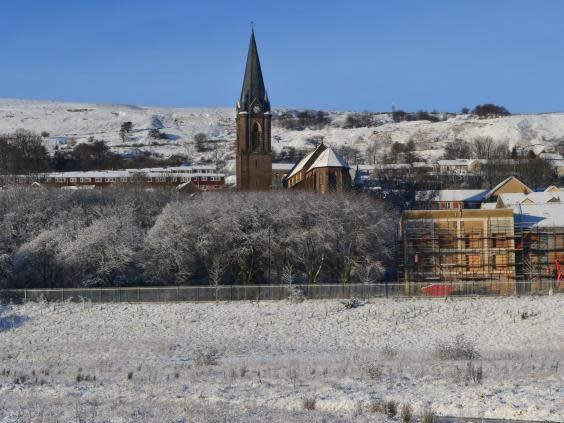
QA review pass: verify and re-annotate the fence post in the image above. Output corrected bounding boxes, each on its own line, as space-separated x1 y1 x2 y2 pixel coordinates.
24 288 27 304
137 288 140 302
61 288 64 302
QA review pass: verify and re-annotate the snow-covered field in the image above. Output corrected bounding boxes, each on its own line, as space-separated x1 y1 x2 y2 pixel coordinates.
2 99 564 171
0 296 562 422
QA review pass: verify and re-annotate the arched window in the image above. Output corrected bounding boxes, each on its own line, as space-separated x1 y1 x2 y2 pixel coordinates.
251 122 261 152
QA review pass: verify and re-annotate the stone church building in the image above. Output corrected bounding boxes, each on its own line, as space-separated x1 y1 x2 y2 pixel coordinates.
235 31 351 193
285 143 351 193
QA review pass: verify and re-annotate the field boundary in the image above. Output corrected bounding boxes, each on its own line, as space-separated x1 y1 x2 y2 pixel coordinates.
0 281 561 304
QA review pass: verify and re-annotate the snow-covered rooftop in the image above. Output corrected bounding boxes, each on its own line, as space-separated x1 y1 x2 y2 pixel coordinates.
437 159 478 166
498 191 564 205
272 163 294 171
513 203 564 228
309 147 349 171
415 189 488 202
286 150 317 179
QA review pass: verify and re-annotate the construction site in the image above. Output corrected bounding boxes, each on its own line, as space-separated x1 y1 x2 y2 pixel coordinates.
398 209 564 295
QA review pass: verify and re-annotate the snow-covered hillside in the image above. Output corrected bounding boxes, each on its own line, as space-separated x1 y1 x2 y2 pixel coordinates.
2 99 564 173
0 296 562 422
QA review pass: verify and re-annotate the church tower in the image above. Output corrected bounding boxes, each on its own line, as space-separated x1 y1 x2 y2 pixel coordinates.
236 29 272 191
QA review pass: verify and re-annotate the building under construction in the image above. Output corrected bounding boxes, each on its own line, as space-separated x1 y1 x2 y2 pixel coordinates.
398 208 564 295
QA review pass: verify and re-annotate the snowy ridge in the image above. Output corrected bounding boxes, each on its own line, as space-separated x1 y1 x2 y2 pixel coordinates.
2 99 564 170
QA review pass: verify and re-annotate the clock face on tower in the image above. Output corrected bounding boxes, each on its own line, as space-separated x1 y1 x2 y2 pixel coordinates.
252 103 262 113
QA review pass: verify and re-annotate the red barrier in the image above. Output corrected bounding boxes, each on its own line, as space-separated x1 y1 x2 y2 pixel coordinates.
422 284 453 297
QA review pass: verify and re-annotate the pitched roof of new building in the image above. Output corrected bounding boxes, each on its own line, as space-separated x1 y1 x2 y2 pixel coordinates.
484 176 532 200
415 189 488 202
513 203 564 229
498 191 564 206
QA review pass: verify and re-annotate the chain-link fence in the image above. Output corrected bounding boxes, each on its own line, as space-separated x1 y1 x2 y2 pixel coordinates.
0 280 560 304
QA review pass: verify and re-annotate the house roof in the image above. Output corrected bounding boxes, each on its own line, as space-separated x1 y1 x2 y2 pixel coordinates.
437 159 478 166
480 202 498 209
415 189 488 202
309 147 349 171
498 191 564 206
485 176 532 200
272 163 294 171
513 203 564 229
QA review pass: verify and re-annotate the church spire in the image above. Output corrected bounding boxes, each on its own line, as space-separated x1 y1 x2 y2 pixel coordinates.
238 29 270 113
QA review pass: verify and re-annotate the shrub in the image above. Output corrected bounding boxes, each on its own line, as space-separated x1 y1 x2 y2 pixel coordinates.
288 285 305 304
400 403 413 423
240 364 249 377
302 396 317 410
127 371 134 380
342 297 362 309
195 348 219 366
369 399 396 417
392 110 407 123
148 129 168 140
365 363 383 380
472 103 510 118
434 334 480 360
386 400 397 417
381 343 398 359
466 361 483 384
420 407 435 423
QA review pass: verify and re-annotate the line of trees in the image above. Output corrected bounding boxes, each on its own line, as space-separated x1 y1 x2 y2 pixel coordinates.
0 189 398 289
0 130 189 175
274 110 331 130
0 130 50 175
441 137 556 188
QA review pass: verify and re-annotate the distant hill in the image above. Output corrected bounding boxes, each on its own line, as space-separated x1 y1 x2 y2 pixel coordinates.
1 99 564 174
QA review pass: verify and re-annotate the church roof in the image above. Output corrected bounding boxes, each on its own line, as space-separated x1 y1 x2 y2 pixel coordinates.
238 30 270 113
309 147 350 171
286 149 319 179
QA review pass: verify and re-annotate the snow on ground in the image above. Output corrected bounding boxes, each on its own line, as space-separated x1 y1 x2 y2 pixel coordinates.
0 296 562 422
2 99 564 168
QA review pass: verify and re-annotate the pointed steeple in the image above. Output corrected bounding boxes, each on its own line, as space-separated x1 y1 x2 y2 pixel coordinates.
238 29 270 113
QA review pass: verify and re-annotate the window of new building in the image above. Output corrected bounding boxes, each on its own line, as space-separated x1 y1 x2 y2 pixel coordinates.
95 177 102 182
492 234 508 248
492 255 507 270
201 176 208 181
466 255 481 270
81 178 90 182
465 233 481 249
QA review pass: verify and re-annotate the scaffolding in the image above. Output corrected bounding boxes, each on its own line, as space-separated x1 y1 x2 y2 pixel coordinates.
398 210 564 295
398 210 517 295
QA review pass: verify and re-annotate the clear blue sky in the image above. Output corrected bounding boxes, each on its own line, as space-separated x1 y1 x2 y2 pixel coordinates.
1 0 563 112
